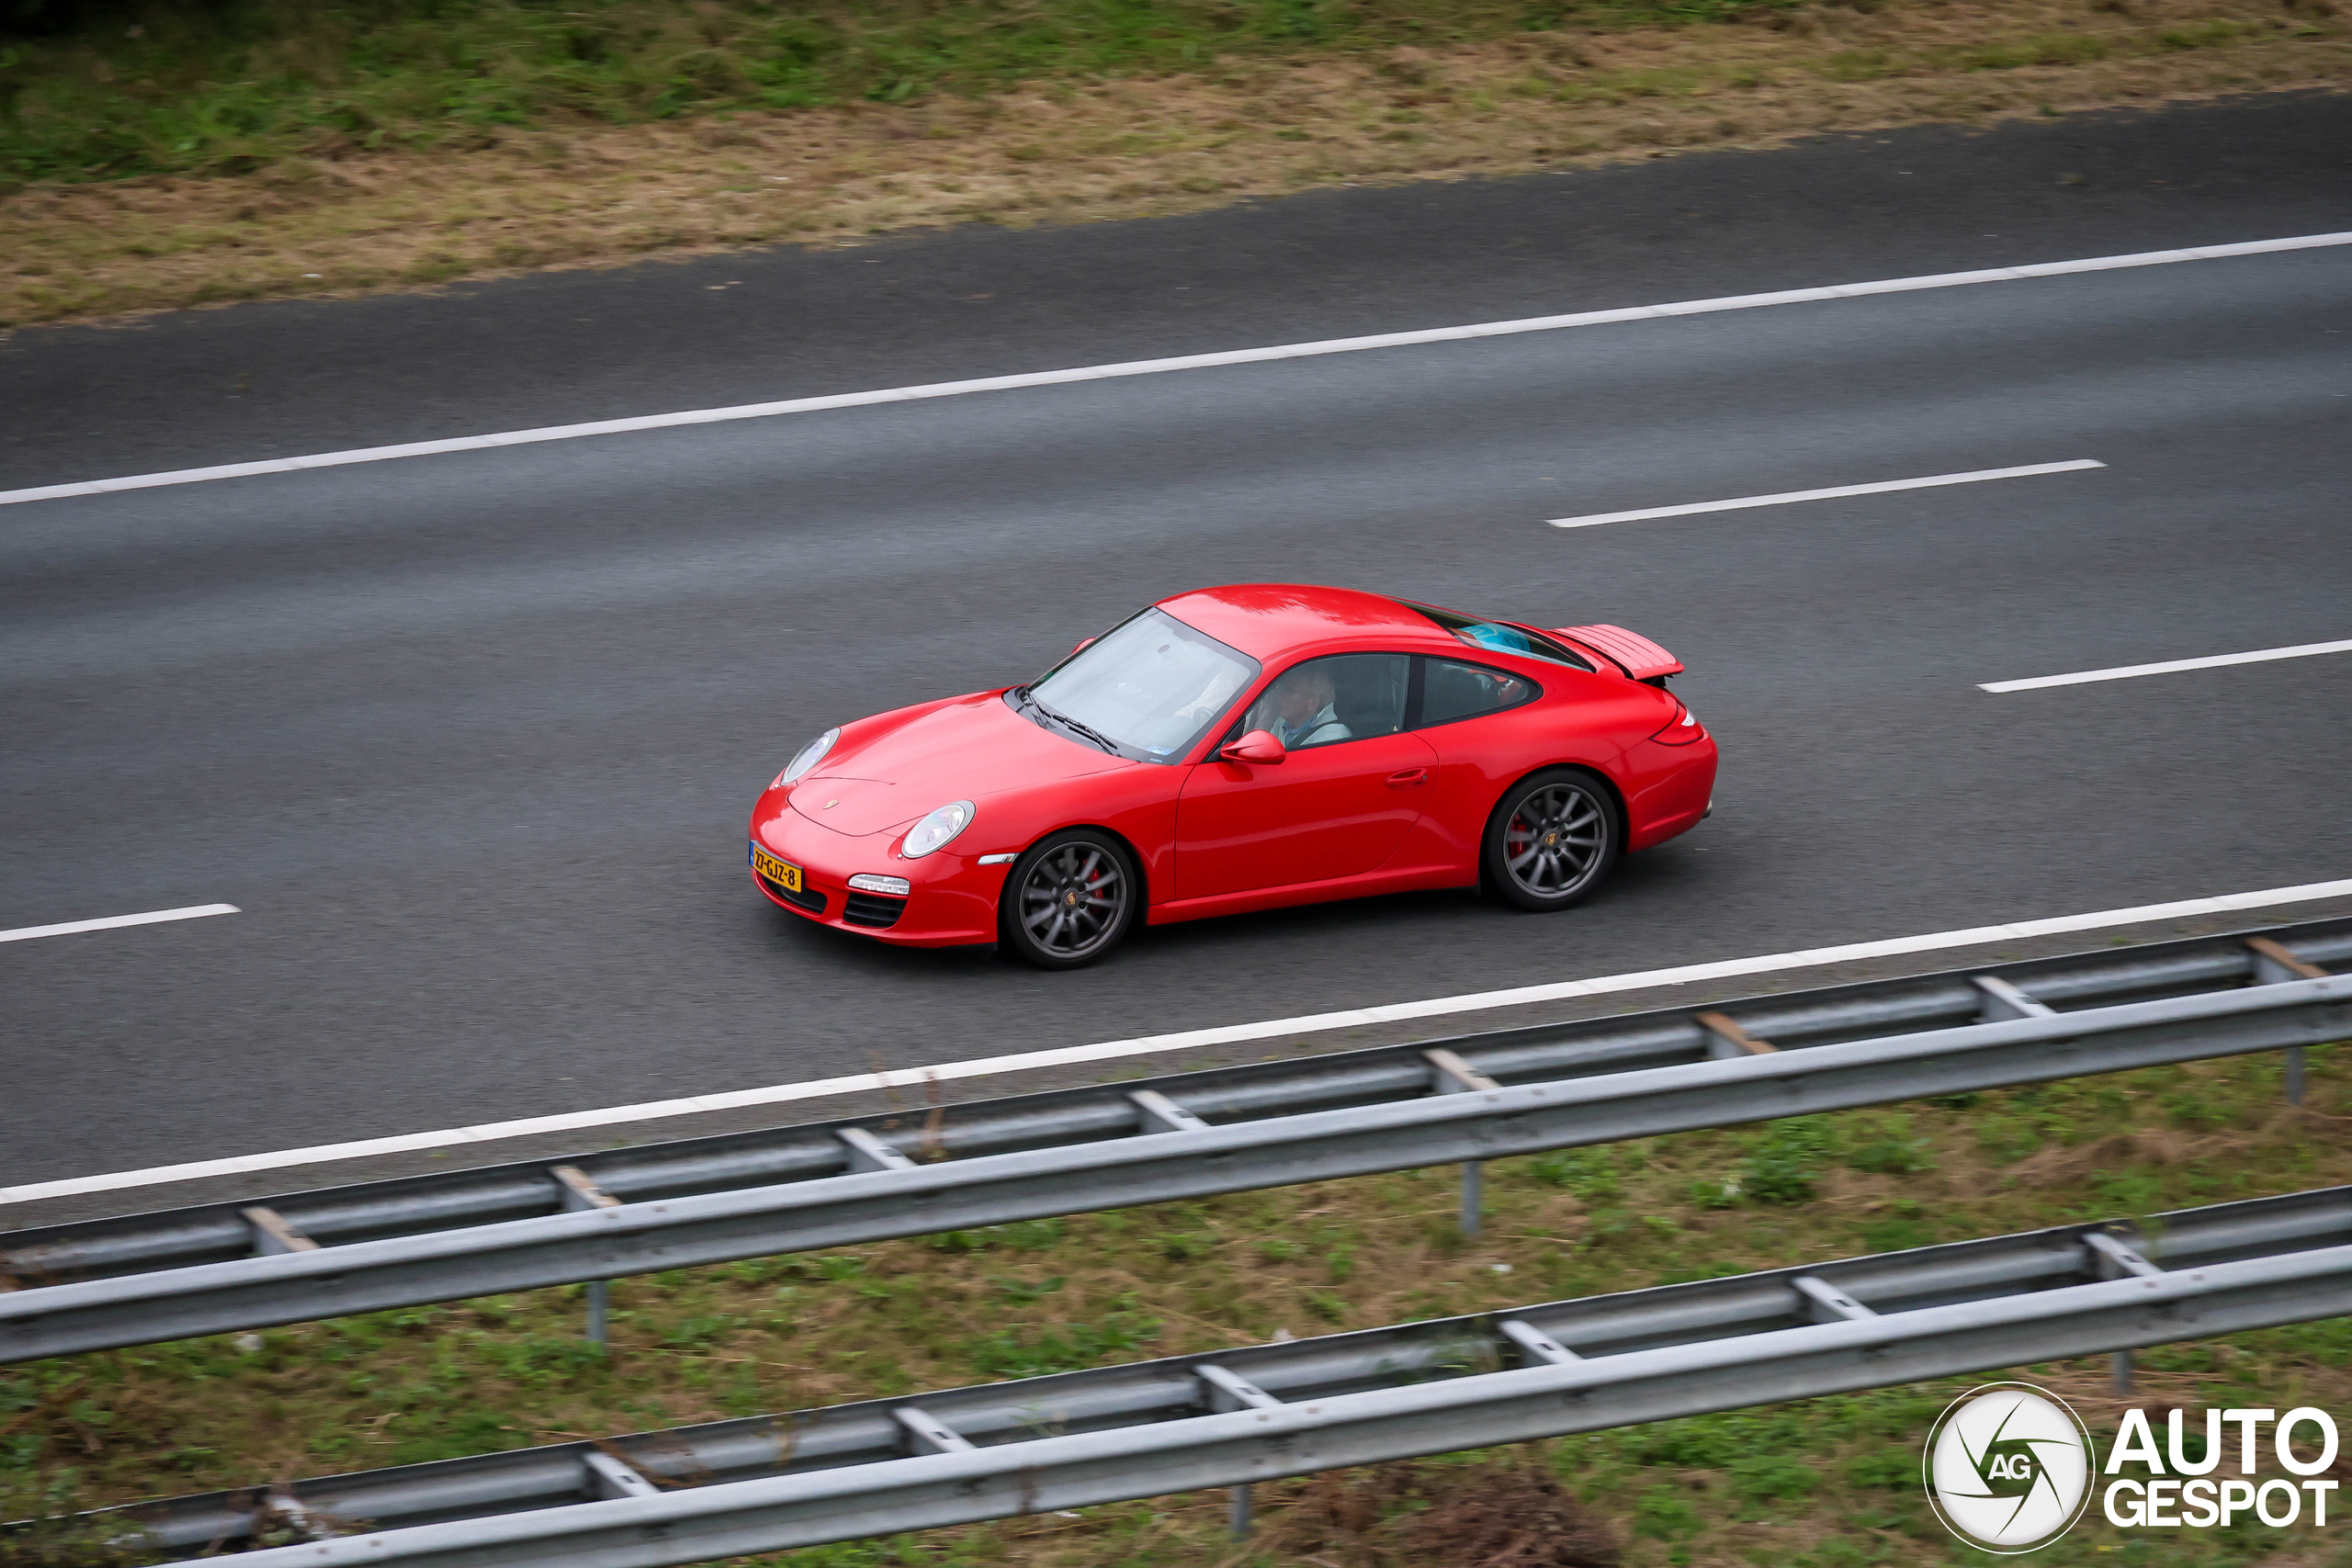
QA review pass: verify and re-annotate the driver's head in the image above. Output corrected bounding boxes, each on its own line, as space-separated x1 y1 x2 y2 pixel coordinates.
1276 668 1335 726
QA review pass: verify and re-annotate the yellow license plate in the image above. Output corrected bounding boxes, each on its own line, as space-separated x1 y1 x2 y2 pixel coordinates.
752 845 802 892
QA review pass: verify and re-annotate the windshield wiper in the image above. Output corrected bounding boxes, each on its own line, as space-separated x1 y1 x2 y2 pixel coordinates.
1029 697 1120 755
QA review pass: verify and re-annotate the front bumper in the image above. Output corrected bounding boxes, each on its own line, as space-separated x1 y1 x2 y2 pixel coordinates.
747 791 1003 947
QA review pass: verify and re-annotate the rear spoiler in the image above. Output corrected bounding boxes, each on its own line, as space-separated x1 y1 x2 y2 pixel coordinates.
1553 624 1684 682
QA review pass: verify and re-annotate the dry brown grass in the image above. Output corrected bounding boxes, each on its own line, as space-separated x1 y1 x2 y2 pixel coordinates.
1261 1458 1627 1566
4 0 2346 329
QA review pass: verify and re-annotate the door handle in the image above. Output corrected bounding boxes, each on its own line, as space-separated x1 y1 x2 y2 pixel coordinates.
1385 768 1429 787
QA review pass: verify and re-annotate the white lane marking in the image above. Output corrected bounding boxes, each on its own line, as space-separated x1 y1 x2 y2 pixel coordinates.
1546 459 2104 530
1982 638 2352 693
0 903 239 945
6 874 2348 1206
5 231 2346 510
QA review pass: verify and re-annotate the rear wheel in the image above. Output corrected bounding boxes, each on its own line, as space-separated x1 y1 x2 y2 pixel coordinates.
1482 770 1621 911
999 829 1137 969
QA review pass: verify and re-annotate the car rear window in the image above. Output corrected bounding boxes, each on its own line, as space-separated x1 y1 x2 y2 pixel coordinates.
1397 602 1596 670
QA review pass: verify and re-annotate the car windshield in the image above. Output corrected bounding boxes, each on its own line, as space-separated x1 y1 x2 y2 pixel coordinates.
1021 607 1259 762
1398 601 1595 670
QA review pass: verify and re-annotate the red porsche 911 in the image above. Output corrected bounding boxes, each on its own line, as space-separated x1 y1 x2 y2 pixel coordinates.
748 584 1716 968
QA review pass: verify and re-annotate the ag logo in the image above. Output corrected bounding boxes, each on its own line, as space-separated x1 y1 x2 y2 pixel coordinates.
1924 1382 2096 1552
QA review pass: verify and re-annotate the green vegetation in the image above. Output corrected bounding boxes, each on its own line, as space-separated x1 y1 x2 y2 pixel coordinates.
0 0 1805 186
6 0 2336 327
3 1042 2346 1565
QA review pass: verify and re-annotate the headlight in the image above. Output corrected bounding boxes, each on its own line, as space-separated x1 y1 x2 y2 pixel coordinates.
775 728 839 786
900 800 975 859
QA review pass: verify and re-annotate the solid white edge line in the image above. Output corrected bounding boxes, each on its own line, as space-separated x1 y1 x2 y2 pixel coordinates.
0 904 240 944
1546 459 2105 529
1981 638 2352 693
8 875 2352 1205
5 231 2348 509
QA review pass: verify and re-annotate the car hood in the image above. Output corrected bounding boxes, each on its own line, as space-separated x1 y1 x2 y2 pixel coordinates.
790 692 1130 836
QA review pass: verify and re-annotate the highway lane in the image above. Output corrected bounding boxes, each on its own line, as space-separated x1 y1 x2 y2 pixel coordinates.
4 96 2350 1211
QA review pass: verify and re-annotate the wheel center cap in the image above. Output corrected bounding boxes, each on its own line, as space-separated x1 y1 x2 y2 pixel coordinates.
1064 890 1080 907
1543 831 1558 848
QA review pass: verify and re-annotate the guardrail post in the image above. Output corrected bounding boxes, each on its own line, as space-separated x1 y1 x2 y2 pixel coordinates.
243 1207 318 1257
263 1485 315 1543
1971 976 2055 1022
1791 1275 1876 1323
2247 938 2327 1104
1696 1010 1776 1059
1198 1361 1283 1537
2085 1230 2163 1393
1497 1317 1580 1365
835 1128 917 1173
552 1167 620 1346
893 1405 976 1455
582 1451 660 1501
1130 1089 1212 1135
1424 1050 1500 1237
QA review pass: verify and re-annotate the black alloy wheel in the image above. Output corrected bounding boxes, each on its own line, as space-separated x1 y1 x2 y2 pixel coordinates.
1482 770 1621 911
1000 829 1137 969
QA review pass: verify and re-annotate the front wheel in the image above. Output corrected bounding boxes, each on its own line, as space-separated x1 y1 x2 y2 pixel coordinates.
1482 770 1621 911
999 829 1138 969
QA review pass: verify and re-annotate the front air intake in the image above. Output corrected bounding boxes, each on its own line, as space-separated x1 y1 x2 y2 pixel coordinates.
761 873 826 916
842 891 906 930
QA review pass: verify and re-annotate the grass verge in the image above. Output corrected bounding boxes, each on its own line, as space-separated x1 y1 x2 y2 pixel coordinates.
4 0 1795 186
4 1041 2350 1565
2 0 2347 328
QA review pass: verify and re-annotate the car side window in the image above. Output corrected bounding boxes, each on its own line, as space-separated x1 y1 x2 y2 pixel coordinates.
1416 657 1538 728
1228 653 1410 751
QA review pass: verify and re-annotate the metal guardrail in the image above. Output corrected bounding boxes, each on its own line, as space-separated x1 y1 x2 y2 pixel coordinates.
86 1183 2352 1563
3 920 2346 1362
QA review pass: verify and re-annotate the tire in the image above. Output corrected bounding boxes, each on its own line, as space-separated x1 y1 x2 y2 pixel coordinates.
998 829 1139 970
1481 769 1622 912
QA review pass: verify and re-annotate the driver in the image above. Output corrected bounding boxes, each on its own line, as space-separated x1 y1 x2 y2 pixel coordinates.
1268 666 1351 749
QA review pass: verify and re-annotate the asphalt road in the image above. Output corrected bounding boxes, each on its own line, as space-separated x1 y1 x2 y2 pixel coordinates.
4 94 2349 1213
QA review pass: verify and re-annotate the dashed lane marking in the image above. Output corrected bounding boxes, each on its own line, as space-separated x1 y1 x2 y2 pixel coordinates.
1546 459 2103 530
1982 638 2352 693
0 903 239 945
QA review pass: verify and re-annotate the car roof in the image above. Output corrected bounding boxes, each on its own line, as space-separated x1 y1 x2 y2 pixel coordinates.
1154 583 1453 660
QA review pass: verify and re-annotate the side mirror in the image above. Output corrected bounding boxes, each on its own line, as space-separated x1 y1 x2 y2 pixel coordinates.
1218 729 1287 766
1070 637 1096 656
